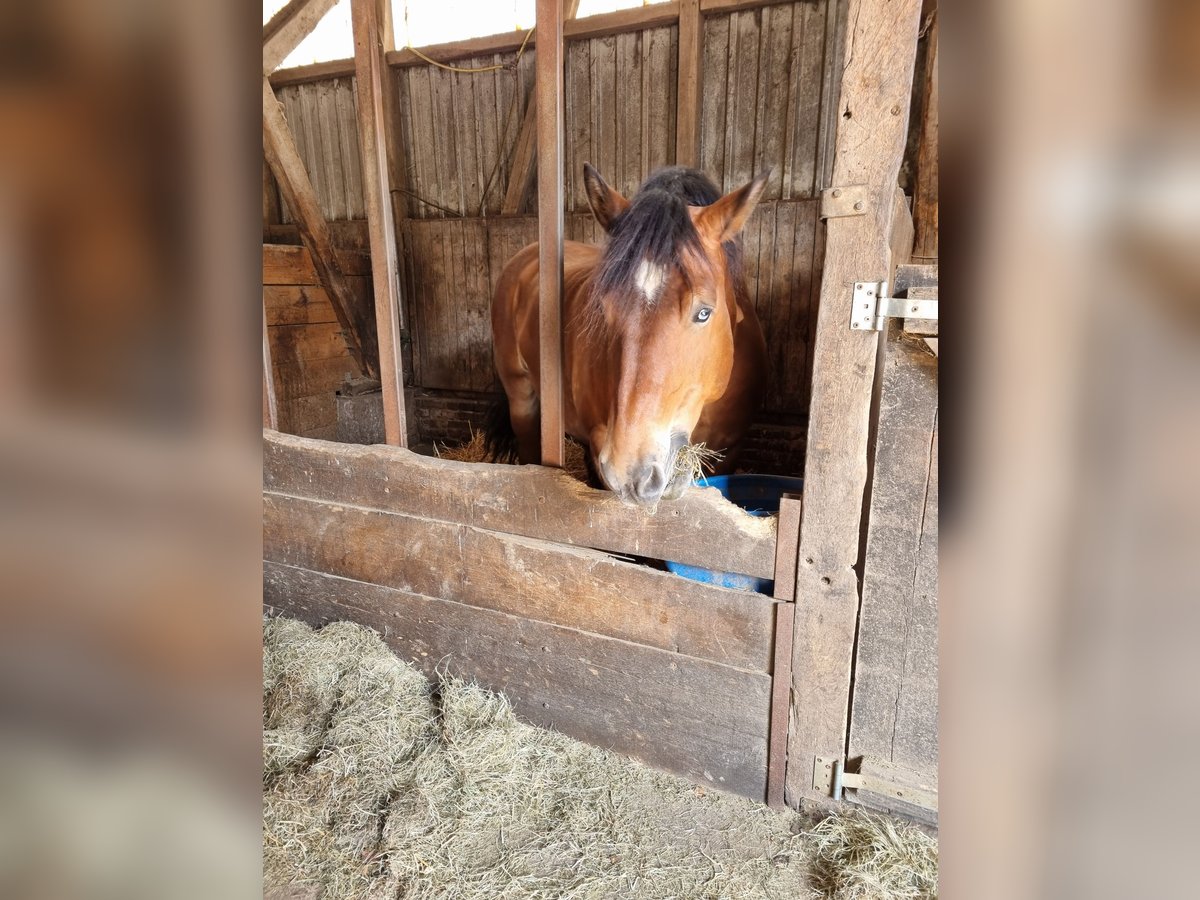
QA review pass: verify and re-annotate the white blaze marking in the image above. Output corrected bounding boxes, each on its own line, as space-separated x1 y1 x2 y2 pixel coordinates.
634 259 666 304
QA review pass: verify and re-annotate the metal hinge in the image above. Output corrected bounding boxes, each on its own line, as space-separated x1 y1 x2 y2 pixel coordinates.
850 280 940 331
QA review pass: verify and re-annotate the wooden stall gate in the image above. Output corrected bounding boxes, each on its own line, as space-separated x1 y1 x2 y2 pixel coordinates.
263 430 799 801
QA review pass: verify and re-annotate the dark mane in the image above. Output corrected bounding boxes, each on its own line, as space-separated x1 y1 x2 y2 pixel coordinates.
587 167 742 314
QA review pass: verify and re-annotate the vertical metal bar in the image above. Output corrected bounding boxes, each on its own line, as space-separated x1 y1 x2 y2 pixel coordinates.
536 0 566 468
352 0 409 446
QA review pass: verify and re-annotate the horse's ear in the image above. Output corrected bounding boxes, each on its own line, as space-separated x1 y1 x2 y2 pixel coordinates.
583 163 629 232
693 171 770 244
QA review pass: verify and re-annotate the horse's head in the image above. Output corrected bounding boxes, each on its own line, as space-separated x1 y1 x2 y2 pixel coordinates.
580 164 767 506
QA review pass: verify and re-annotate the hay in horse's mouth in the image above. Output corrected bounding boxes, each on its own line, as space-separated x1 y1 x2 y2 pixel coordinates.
671 442 724 484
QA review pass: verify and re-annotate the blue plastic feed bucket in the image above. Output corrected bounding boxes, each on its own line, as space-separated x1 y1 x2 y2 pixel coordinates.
665 474 804 594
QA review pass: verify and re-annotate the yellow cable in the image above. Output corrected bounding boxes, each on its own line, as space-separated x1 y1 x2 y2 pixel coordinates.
405 28 533 74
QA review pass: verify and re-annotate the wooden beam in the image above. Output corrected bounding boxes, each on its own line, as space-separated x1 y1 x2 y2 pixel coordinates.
676 0 703 168
351 0 408 446
785 0 923 807
912 15 938 259
265 562 772 799
264 430 779 581
264 491 776 671
262 300 278 430
262 77 378 378
263 0 340 74
270 3 684 87
501 0 580 215
535 0 566 468
766 493 802 809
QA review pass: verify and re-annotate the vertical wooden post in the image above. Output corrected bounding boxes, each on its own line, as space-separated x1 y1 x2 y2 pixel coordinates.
536 0 566 468
263 78 378 379
766 493 802 808
785 0 923 807
262 300 278 430
675 0 703 168
352 0 409 447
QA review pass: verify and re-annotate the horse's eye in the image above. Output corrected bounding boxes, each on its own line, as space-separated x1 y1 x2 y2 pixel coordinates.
694 307 713 324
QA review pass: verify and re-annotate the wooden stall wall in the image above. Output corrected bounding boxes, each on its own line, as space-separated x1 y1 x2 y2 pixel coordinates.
263 430 781 799
263 244 373 439
265 0 846 450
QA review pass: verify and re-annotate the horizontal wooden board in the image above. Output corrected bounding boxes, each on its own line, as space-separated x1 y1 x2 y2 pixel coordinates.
264 561 771 798
264 491 775 671
264 430 778 580
269 354 358 405
264 285 339 326
263 243 371 284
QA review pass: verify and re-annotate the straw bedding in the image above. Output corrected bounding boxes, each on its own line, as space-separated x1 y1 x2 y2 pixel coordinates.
263 617 936 899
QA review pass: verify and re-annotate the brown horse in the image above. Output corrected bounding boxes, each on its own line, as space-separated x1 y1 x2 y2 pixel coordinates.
489 165 768 505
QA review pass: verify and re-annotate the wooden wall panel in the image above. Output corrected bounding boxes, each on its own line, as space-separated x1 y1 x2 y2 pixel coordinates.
266 3 845 415
275 77 366 223
264 244 369 439
700 0 834 199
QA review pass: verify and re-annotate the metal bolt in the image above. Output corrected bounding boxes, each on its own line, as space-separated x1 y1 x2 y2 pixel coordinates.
911 305 919 313
855 283 862 289
853 200 864 211
832 188 842 198
851 322 859 328
891 104 902 115
867 290 874 296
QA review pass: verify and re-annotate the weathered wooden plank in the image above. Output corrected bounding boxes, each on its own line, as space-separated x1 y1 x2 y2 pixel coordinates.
616 29 644 189
724 10 761 190
786 0 923 808
501 0 580 215
263 0 340 74
352 0 409 446
849 329 938 776
264 243 371 283
263 79 378 377
265 561 771 798
263 430 778 579
699 13 730 184
264 285 338 326
277 393 339 437
268 3 686 87
645 24 677 173
268 321 353 363
766 493 802 809
755 2 793 198
536 0 566 468
912 17 937 259
264 492 776 671
676 0 703 168
263 302 278 430
784 0 827 198
270 351 358 405
565 38 592 210
333 79 366 219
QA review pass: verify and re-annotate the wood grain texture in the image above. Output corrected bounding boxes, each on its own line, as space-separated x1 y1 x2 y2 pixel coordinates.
264 491 776 671
263 0 340 74
676 0 702 167
264 560 771 798
536 0 566 468
912 16 937 259
263 302 278 429
785 0 923 807
766 493 802 808
849 328 938 778
352 0 409 446
264 78 378 377
263 430 778 580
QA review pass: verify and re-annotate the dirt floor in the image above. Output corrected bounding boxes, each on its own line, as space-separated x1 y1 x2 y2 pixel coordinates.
263 617 937 900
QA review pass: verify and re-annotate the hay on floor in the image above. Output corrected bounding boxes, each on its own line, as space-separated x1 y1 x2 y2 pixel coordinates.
433 428 724 489
806 809 938 899
263 617 938 900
